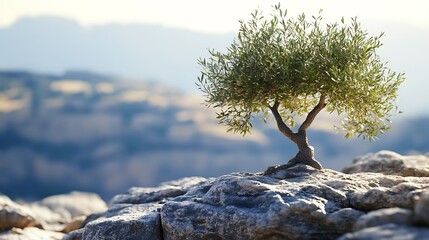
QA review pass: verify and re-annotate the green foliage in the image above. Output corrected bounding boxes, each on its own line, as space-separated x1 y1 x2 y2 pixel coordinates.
197 4 404 140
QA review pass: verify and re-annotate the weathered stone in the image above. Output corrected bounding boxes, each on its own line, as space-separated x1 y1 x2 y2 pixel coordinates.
64 178 208 240
12 192 108 233
343 150 429 177
0 196 38 232
22 203 66 232
347 178 428 211
338 224 429 240
62 215 86 233
163 172 321 238
160 165 429 240
0 227 64 240
353 208 413 231
81 203 162 240
20 151 429 240
414 190 429 225
39 191 107 219
110 177 208 205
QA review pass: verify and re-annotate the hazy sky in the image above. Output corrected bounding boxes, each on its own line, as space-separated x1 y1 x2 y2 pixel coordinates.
1 0 429 33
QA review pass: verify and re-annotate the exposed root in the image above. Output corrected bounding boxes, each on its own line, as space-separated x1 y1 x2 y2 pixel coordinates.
263 156 323 176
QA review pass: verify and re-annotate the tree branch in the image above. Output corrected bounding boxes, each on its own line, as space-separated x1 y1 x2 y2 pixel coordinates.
269 101 296 140
298 94 327 134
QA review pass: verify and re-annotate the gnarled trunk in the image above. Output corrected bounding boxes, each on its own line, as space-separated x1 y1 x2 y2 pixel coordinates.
266 95 326 171
289 132 322 170
263 130 322 176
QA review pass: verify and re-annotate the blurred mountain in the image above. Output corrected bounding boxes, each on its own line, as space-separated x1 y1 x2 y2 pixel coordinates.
0 70 283 200
0 16 428 115
0 71 428 201
0 16 233 92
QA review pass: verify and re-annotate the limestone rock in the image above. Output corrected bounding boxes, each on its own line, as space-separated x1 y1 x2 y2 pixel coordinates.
347 179 428 211
0 227 64 240
110 177 207 205
0 196 38 232
75 203 163 240
16 151 429 240
0 192 108 240
62 215 87 233
343 150 429 177
21 203 66 232
353 208 413 231
39 191 107 219
338 224 429 240
161 165 429 240
15 192 107 233
67 178 208 240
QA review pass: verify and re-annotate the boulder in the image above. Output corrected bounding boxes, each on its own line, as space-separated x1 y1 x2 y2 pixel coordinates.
160 165 429 240
15 192 108 233
0 195 38 232
68 177 208 240
352 208 413 231
343 150 429 177
79 203 162 240
62 215 87 233
347 180 427 211
39 191 107 219
21 203 66 232
0 191 107 240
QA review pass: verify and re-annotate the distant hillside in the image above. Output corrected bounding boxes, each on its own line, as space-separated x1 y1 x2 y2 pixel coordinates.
0 71 428 200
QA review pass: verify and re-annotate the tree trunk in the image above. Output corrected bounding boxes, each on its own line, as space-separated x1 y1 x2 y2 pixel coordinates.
265 96 326 174
263 133 322 175
289 132 323 170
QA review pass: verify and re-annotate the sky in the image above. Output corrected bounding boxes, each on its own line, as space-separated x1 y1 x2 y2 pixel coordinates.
1 0 429 33
0 0 429 116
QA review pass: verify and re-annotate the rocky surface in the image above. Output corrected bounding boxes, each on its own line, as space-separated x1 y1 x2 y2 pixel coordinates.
0 192 107 239
110 177 208 205
0 227 65 240
160 167 429 240
343 150 429 177
0 196 38 232
75 203 163 240
65 177 208 240
2 151 429 239
352 207 414 231
63 151 429 240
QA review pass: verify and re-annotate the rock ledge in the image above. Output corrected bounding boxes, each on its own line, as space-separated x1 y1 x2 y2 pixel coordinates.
1 151 429 240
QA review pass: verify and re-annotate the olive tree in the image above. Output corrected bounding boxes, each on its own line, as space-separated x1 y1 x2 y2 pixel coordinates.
197 5 404 170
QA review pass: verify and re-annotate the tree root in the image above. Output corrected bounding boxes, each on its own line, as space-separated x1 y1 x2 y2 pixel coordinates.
263 156 323 176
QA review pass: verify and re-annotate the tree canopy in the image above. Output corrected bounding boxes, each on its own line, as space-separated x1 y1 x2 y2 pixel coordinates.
197 5 404 141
